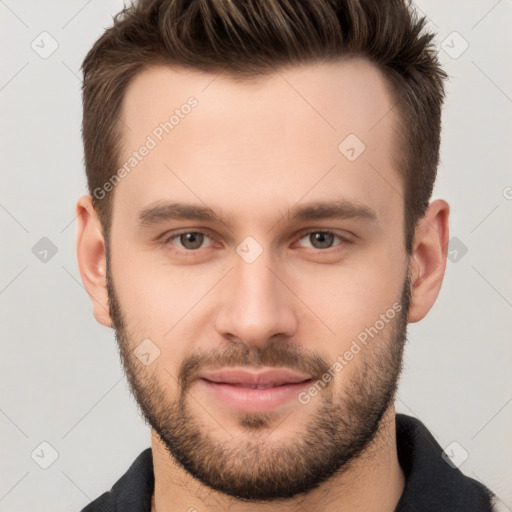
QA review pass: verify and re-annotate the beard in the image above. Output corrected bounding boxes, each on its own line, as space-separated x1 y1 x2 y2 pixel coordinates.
106 261 411 502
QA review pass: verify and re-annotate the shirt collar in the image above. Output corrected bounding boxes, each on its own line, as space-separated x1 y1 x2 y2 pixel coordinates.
93 413 496 511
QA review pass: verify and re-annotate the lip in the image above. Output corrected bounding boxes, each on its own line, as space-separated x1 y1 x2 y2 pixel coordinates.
197 367 312 413
199 367 312 388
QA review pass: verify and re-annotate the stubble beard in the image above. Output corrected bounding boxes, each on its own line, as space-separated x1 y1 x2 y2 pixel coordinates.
106 262 411 501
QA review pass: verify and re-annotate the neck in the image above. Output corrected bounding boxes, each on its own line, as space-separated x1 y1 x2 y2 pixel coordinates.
151 405 405 512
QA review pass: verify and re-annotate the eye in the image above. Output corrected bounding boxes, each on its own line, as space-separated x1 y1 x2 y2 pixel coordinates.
297 230 346 250
164 230 214 251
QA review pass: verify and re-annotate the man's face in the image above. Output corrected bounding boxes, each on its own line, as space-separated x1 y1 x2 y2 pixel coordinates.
106 58 411 500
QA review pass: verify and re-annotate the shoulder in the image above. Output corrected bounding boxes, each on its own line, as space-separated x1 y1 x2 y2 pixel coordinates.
79 448 154 512
395 414 497 511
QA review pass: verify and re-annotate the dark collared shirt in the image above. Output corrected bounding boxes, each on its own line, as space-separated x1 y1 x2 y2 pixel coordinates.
80 413 497 511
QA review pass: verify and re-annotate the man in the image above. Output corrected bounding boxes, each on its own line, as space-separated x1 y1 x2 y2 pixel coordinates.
76 0 497 510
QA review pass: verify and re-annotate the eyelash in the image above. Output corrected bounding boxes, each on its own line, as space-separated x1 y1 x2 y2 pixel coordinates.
161 229 350 255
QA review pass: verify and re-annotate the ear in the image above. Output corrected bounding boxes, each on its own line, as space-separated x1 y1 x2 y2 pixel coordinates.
76 195 112 327
407 199 450 323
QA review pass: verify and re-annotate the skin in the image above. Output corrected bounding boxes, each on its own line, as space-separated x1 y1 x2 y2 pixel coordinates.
76 58 449 511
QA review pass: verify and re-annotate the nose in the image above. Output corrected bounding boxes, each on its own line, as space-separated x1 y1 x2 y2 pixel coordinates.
213 249 298 348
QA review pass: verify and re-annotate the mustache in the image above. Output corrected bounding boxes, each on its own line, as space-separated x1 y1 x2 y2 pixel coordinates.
178 340 331 393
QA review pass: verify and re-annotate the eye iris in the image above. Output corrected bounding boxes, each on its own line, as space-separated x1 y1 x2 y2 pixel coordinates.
310 232 334 249
180 232 204 250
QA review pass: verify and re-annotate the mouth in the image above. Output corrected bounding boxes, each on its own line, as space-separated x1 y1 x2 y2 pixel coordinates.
200 367 312 387
196 367 313 413
209 382 304 389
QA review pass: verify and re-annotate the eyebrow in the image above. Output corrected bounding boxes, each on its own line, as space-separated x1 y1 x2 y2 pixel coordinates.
137 200 378 228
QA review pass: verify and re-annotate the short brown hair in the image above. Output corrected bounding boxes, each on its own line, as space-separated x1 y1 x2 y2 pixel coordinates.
81 0 447 253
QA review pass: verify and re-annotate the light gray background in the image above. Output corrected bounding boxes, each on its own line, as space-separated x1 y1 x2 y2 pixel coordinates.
1 1 511 511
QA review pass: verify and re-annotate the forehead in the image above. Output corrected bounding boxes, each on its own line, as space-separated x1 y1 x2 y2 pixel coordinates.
115 59 401 229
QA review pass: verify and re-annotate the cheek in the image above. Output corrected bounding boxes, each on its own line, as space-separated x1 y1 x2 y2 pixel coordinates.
289 252 405 347
110 241 212 330
110 248 221 379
